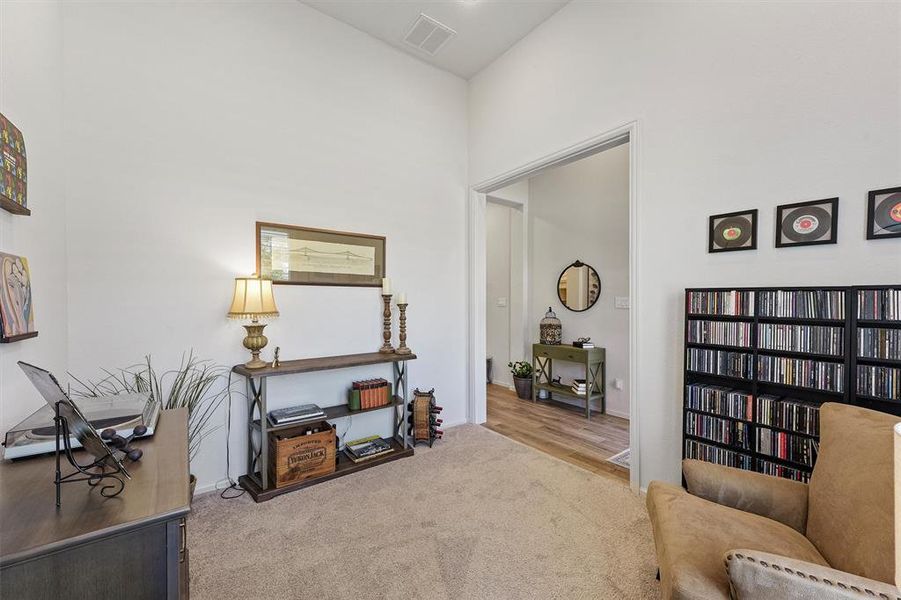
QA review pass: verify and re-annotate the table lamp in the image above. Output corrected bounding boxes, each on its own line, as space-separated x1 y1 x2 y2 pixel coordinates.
895 422 900 589
227 276 279 369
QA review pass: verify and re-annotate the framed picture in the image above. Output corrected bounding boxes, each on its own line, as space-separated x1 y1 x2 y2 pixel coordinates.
256 222 386 287
0 112 28 215
866 186 901 240
0 252 38 343
775 198 838 248
708 209 757 253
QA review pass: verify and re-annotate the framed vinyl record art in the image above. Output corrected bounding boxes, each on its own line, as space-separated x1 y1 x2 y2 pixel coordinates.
866 186 901 240
0 252 37 343
708 209 757 253
775 198 838 248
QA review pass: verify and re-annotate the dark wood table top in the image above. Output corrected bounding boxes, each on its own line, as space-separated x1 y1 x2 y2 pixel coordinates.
232 350 417 377
0 408 191 566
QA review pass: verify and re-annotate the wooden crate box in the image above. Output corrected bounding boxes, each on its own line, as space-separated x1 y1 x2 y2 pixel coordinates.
268 421 336 488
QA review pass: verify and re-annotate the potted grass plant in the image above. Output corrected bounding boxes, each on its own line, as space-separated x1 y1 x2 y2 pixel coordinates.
508 361 533 400
71 351 231 497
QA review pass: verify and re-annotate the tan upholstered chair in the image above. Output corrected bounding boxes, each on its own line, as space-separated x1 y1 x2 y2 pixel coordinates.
647 403 899 599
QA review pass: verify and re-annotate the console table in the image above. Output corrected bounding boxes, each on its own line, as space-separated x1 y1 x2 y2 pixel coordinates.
532 343 606 419
234 351 416 503
0 408 191 599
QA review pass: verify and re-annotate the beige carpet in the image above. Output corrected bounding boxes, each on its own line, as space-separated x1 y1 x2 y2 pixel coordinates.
189 424 659 599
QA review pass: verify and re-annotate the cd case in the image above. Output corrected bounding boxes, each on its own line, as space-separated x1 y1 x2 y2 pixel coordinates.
3 392 159 460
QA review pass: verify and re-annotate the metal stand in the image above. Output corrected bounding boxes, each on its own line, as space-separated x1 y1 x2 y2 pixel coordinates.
54 402 126 507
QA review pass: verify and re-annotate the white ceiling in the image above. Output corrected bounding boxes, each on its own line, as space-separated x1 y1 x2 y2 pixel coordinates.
301 0 569 79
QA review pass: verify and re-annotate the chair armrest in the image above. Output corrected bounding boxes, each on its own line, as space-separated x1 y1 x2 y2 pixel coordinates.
682 459 808 532
725 549 900 600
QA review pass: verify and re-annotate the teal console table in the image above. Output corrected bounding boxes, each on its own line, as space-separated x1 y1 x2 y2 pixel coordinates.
532 343 606 419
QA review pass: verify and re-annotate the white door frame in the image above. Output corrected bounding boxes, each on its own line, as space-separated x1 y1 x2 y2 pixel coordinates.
467 121 641 492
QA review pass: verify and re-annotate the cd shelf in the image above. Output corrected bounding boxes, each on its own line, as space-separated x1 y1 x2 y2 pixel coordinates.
684 285 901 484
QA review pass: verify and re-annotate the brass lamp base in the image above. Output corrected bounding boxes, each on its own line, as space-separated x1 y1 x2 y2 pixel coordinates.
242 322 269 369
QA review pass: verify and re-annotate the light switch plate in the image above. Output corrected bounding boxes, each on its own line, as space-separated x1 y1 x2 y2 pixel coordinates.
496 297 507 307
614 296 630 309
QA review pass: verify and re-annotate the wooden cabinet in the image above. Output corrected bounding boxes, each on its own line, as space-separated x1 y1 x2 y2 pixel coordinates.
0 409 191 599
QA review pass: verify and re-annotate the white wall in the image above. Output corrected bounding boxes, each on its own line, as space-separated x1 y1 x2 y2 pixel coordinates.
0 2 68 434
59 1 468 490
469 1 901 488
485 201 513 387
529 144 630 417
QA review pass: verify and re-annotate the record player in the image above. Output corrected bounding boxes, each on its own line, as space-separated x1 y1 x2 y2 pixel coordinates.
3 392 159 460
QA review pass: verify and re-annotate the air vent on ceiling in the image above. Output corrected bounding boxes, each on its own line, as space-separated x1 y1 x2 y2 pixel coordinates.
403 13 456 56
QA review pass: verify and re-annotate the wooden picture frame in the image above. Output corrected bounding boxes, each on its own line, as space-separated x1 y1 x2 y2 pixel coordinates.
866 186 901 240
708 209 757 253
0 252 38 343
256 222 386 287
775 198 838 248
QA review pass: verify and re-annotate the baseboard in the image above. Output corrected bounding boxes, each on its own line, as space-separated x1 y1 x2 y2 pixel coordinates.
194 478 234 496
605 408 630 420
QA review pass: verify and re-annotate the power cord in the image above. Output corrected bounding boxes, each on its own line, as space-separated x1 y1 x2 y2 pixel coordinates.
220 369 245 500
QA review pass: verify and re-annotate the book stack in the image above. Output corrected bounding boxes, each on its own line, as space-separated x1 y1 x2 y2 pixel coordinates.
573 340 595 348
344 435 394 463
571 379 587 396
351 378 393 410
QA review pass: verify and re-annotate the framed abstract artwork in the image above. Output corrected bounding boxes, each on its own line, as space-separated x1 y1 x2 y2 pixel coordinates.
0 252 37 343
0 112 29 216
256 222 386 287
775 198 838 248
866 186 901 240
708 209 757 253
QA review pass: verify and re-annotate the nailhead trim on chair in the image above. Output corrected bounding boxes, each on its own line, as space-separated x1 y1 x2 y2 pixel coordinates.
724 553 899 600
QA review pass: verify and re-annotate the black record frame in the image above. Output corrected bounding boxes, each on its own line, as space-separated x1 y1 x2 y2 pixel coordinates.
775 197 839 248
708 209 758 253
866 186 901 240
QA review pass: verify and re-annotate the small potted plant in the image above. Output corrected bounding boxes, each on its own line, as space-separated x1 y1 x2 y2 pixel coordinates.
508 361 533 400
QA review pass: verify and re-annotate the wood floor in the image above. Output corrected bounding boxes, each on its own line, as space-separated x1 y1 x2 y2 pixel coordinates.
483 384 630 483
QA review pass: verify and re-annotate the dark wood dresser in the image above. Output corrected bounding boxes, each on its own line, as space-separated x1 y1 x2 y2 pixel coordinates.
0 408 191 599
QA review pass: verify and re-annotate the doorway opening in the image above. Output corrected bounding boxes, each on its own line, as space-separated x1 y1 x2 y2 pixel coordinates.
468 123 639 490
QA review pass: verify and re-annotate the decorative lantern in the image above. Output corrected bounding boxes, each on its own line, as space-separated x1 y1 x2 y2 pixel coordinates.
539 307 562 345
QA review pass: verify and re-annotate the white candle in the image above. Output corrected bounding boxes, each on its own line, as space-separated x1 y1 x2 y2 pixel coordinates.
381 278 391 295
396 292 407 304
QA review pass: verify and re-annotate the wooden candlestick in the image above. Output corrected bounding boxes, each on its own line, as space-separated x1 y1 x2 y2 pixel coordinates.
396 303 411 355
379 294 395 353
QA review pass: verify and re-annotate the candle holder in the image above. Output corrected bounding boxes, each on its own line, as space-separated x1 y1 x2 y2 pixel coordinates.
396 303 411 355
379 294 395 353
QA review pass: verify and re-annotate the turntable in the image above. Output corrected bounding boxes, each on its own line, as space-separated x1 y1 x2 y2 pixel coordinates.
3 392 159 460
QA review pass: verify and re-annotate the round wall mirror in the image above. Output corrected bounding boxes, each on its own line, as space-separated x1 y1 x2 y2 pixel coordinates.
557 260 601 312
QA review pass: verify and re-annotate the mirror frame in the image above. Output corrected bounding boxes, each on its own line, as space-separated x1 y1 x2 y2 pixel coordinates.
556 260 601 312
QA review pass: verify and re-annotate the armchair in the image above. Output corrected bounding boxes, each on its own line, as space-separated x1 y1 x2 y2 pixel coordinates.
647 402 899 600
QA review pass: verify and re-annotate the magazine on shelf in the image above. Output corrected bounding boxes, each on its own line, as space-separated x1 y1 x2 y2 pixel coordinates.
344 435 394 463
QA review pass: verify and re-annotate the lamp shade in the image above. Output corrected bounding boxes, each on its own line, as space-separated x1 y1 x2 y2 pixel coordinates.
227 277 279 319
895 422 900 589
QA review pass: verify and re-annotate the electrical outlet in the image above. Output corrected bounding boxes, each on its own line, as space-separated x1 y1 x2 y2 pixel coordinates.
613 378 624 390
496 297 507 307
614 296 630 309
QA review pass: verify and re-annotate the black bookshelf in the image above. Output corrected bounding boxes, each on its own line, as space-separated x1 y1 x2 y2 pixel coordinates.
683 285 901 483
